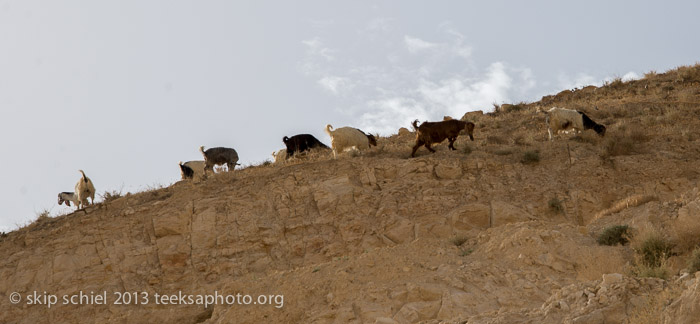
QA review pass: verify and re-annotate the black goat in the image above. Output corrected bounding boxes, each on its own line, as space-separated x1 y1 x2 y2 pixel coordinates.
282 134 329 157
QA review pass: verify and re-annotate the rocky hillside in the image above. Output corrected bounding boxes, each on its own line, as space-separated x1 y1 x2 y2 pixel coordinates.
3 65 700 323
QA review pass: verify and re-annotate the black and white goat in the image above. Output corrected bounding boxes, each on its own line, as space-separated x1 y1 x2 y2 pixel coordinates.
545 107 606 140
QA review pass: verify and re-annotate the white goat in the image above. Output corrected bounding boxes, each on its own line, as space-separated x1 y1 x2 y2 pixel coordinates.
545 107 606 140
324 124 378 158
271 149 287 164
75 170 96 209
178 160 206 180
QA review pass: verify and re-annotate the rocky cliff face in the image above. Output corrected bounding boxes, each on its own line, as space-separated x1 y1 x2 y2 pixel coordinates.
3 65 700 323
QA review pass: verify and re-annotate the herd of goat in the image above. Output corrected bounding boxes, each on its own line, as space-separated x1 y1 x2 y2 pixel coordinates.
57 107 606 210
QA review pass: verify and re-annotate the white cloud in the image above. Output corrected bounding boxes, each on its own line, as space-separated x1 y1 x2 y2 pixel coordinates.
318 76 352 95
360 97 427 135
302 37 335 61
514 67 537 96
418 62 513 118
559 72 599 90
404 35 439 53
622 71 640 81
300 27 537 135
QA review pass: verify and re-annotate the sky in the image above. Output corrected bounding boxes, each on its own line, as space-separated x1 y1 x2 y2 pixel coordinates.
1 0 699 231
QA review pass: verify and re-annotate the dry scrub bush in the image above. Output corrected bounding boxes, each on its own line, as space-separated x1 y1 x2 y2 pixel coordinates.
100 189 122 203
450 236 468 247
36 209 50 222
632 254 671 280
520 150 540 164
548 197 563 214
597 225 631 246
637 235 673 267
630 227 673 279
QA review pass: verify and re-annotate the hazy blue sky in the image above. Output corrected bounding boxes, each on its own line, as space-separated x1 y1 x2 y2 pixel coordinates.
1 0 699 231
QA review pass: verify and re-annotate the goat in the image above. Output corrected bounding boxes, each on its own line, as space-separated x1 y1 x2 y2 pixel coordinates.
411 119 475 157
199 146 240 176
75 170 96 209
282 134 329 157
178 160 206 180
545 107 606 140
357 129 378 147
57 192 79 208
272 149 287 164
325 125 378 158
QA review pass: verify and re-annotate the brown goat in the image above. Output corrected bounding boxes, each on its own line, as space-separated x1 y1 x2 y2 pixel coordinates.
411 119 475 157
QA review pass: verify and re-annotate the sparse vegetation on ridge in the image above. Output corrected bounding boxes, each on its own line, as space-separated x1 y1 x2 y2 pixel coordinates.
4 64 700 323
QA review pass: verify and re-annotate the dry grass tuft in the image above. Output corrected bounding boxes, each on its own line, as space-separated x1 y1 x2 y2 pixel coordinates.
100 189 123 203
630 227 673 279
36 209 50 222
591 194 656 223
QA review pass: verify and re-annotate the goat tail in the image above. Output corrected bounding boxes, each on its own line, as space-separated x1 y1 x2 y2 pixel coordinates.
178 161 183 166
411 119 419 131
199 146 205 154
78 169 87 182
325 124 333 136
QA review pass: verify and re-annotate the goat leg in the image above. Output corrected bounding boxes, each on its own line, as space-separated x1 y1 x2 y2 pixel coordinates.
411 140 424 157
448 137 457 150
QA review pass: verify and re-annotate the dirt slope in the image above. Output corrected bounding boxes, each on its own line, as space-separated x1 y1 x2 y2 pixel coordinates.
3 64 700 323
